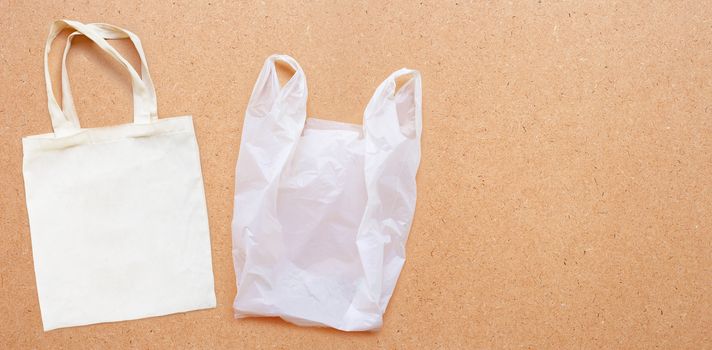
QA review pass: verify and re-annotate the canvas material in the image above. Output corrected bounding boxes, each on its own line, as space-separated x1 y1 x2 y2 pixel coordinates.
22 20 216 331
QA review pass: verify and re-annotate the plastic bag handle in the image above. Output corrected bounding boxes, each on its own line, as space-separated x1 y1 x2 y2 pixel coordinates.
253 55 304 99
389 69 422 139
245 54 307 129
44 20 152 135
364 68 423 139
59 23 158 126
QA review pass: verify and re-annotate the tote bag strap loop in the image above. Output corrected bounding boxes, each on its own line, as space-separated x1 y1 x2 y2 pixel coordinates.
44 20 151 135
60 23 158 126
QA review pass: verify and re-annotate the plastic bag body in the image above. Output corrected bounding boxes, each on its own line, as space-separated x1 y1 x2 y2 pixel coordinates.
232 55 422 331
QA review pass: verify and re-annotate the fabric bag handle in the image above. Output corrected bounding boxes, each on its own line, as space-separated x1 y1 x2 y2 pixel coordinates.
44 20 154 135
59 23 158 125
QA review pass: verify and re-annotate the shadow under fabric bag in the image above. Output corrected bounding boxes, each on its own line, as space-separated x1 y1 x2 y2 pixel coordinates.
232 55 422 331
22 20 215 331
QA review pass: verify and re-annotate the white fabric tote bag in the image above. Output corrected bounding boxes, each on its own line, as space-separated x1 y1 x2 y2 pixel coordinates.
22 20 216 331
232 55 422 331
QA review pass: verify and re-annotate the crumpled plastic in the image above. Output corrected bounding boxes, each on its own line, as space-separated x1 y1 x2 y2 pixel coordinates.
232 54 422 331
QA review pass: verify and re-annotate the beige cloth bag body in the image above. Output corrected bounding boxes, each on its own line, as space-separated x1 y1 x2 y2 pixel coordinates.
232 55 422 331
22 20 215 331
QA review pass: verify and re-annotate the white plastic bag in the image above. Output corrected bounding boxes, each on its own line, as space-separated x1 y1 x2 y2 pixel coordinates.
22 20 216 331
232 55 422 331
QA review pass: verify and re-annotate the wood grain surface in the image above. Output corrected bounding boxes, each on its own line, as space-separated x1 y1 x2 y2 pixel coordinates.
1 1 711 348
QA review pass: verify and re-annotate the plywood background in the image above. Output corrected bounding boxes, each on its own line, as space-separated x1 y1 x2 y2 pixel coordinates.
1 1 711 348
